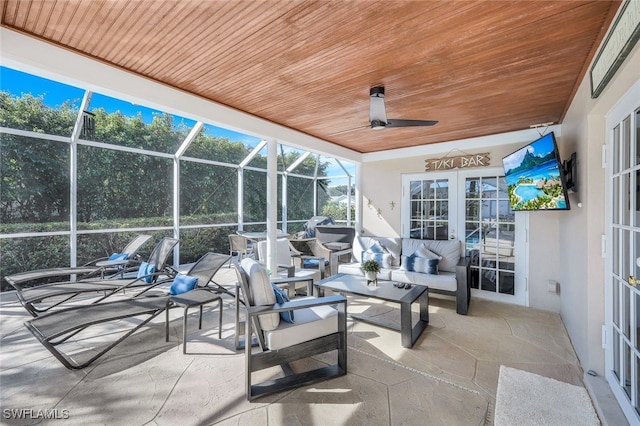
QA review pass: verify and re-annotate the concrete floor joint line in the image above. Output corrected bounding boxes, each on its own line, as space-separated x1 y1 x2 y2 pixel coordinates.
349 345 482 396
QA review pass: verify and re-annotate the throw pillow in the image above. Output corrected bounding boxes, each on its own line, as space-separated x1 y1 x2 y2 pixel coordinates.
137 262 156 284
169 274 199 295
271 284 294 323
401 253 418 272
108 253 128 261
426 258 439 275
362 250 393 268
401 253 439 274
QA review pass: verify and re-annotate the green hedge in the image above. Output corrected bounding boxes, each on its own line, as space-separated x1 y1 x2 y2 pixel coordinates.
0 213 236 291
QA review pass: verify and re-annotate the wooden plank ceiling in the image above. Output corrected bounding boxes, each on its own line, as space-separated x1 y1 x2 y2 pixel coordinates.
0 0 619 153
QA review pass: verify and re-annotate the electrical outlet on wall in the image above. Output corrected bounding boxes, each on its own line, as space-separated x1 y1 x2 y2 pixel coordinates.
547 280 559 294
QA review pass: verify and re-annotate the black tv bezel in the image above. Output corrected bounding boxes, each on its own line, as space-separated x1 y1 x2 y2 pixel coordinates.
502 131 571 211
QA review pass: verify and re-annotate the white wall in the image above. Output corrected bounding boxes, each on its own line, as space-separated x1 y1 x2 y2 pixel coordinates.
359 132 565 312
559 40 640 374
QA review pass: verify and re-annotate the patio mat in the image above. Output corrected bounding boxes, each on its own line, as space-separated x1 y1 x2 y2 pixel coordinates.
494 365 599 426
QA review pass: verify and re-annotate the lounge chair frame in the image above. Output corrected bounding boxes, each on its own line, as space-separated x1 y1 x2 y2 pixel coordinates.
16 237 179 317
5 234 153 289
24 252 231 370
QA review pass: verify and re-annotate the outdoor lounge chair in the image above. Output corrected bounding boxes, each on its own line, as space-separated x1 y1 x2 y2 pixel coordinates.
24 252 231 370
4 234 153 289
14 237 179 317
233 257 347 400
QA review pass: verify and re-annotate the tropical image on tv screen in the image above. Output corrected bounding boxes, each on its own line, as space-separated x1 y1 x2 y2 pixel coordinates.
502 133 569 211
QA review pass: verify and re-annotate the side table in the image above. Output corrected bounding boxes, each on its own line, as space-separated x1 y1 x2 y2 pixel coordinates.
167 288 223 354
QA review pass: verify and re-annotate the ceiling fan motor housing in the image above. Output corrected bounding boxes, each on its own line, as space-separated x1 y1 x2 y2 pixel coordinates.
370 86 385 97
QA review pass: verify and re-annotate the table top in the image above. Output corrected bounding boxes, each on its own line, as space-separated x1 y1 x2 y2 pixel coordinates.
170 288 221 306
316 273 426 303
239 231 287 240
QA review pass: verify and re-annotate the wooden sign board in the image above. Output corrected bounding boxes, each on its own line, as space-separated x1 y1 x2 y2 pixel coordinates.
425 153 490 171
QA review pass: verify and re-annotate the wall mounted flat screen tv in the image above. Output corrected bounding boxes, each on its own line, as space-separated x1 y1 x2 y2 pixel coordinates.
502 132 571 211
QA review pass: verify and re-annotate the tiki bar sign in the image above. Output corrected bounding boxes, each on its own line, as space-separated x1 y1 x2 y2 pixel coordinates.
424 153 490 171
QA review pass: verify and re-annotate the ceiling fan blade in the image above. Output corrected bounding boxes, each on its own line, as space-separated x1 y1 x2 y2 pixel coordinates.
387 119 438 127
327 125 370 137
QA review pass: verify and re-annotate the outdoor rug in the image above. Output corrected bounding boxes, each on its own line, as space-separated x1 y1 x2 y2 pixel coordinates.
494 365 600 426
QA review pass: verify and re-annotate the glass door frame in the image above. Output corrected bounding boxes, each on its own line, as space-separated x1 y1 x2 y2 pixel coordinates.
401 167 527 305
604 78 640 424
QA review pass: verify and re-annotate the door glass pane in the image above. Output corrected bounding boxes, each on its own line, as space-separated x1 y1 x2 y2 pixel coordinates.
623 174 631 226
466 178 480 198
624 343 631 397
614 124 621 174
614 330 621 380
623 229 631 280
614 278 620 327
464 175 515 296
624 284 631 339
498 271 515 295
636 291 640 352
623 116 631 171
466 200 480 221
410 181 422 200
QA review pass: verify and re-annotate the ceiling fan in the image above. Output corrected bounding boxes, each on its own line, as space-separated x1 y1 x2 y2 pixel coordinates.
329 86 438 136
368 86 438 129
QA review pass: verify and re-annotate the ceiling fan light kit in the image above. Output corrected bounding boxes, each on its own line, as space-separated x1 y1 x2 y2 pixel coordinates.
368 86 438 129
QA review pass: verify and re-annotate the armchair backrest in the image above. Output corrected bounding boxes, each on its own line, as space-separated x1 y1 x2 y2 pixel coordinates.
233 257 277 350
229 234 249 251
255 238 295 266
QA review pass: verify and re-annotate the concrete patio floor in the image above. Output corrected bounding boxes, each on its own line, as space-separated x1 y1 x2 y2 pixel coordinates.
0 267 595 425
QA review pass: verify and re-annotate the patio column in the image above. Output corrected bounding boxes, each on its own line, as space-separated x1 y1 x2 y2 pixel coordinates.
266 139 278 274
69 90 92 268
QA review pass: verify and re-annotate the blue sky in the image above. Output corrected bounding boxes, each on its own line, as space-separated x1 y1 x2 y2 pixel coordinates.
0 66 261 146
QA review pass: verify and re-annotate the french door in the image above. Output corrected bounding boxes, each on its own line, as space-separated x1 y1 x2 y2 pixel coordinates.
605 80 640 424
402 168 526 304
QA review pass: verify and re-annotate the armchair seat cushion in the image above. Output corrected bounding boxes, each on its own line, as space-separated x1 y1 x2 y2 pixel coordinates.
265 298 338 350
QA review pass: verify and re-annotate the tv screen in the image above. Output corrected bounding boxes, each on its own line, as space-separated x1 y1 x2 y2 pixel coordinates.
502 132 570 211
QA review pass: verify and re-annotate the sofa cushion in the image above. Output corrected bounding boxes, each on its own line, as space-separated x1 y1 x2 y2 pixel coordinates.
402 238 460 273
415 244 442 260
391 270 457 292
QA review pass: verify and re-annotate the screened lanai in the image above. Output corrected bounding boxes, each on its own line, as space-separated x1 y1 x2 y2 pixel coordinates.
0 66 357 290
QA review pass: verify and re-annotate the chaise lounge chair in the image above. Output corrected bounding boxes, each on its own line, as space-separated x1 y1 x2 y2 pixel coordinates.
24 252 231 370
4 234 153 289
14 237 179 317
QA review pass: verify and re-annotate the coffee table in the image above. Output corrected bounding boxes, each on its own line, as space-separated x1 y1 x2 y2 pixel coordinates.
315 273 429 348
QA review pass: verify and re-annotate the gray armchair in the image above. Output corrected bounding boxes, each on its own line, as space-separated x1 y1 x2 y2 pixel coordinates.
233 258 347 400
